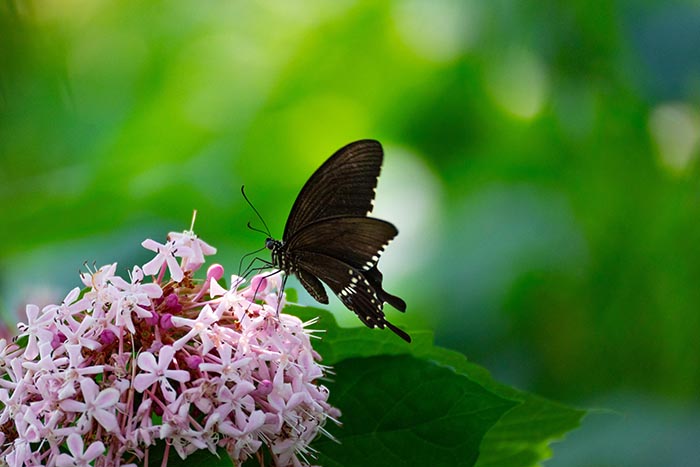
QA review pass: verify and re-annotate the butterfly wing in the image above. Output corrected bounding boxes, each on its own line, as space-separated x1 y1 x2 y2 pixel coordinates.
286 215 406 310
362 264 406 312
283 140 384 241
271 139 408 341
296 268 328 304
294 251 411 343
286 216 396 270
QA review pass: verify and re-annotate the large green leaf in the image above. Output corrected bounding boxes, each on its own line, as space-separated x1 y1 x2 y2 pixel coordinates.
290 303 435 364
290 305 586 467
424 348 586 467
313 355 516 467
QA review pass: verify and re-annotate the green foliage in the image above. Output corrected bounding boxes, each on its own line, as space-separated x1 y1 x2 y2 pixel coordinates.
13 334 28 349
313 355 514 467
291 306 584 467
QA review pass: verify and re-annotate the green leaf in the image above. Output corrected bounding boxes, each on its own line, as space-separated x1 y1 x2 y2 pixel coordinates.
14 334 28 349
75 286 91 302
285 287 298 303
288 305 433 364
415 347 586 467
289 305 585 467
474 395 585 467
313 355 517 467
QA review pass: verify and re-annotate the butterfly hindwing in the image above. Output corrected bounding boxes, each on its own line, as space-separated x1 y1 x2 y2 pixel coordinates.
286 216 406 312
294 250 411 342
283 140 383 240
285 216 397 271
363 265 407 312
296 268 329 304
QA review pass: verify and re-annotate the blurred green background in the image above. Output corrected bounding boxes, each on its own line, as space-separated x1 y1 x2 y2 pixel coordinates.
3 0 700 465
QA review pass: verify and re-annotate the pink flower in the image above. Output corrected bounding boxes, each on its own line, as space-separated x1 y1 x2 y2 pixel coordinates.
111 266 162 298
18 304 54 360
171 304 220 352
134 345 190 402
79 263 117 290
56 313 101 351
59 378 121 433
55 434 105 467
141 239 192 282
0 338 13 372
45 287 90 320
169 230 217 271
1 230 338 467
198 344 252 383
218 409 265 460
112 266 163 333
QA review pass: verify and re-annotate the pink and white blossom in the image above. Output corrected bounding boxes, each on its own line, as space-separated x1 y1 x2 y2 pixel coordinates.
59 378 121 433
1 229 339 467
134 345 190 403
55 434 106 467
168 230 216 271
141 239 192 282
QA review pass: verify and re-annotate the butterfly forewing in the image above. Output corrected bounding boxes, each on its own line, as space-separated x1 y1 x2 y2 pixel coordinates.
283 140 383 240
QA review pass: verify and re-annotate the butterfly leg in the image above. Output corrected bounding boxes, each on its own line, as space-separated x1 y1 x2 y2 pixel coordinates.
237 246 268 277
245 269 282 313
241 264 273 281
275 273 289 318
240 257 274 280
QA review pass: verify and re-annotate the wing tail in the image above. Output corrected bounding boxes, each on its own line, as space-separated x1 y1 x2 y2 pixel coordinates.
364 265 406 312
385 321 411 343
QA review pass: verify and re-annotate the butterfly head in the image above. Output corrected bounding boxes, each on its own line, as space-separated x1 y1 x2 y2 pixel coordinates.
265 238 282 251
266 238 285 270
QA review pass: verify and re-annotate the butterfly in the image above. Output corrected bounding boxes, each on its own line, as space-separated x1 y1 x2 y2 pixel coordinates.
263 139 410 342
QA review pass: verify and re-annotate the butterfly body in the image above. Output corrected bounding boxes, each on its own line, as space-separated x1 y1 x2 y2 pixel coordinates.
267 140 410 342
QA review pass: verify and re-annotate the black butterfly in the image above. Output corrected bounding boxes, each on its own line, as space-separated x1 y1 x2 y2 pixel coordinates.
264 139 410 342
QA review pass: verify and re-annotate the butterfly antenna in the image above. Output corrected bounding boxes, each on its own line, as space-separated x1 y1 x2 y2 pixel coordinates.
241 185 272 237
246 221 269 236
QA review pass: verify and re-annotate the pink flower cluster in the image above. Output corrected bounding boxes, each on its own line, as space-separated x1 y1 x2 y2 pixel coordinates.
0 231 339 467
